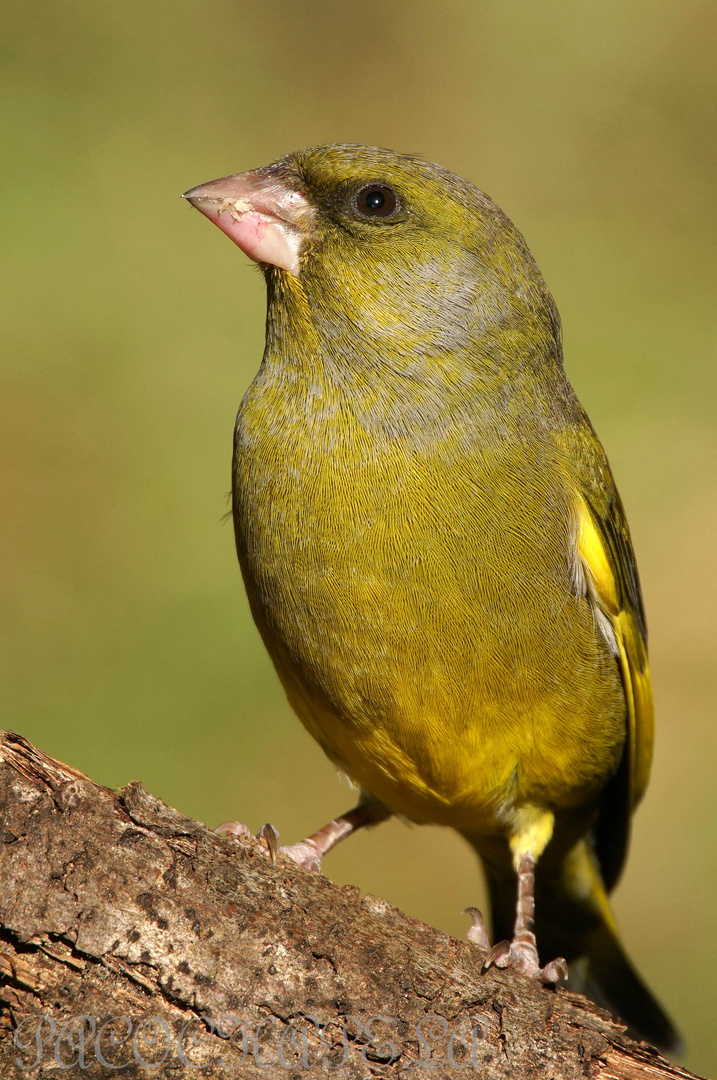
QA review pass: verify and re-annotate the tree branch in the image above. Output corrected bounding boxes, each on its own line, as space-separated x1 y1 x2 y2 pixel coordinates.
0 731 703 1079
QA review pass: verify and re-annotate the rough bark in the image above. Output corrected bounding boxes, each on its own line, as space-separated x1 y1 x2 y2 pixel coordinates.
0 731 703 1079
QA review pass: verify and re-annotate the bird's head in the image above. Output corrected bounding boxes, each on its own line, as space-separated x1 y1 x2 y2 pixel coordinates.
184 144 561 377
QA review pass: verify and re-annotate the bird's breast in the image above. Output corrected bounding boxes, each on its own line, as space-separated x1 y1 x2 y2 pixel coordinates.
232 372 625 828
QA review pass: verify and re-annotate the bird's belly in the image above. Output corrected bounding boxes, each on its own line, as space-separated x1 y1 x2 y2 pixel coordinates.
266 603 624 833
234 420 625 834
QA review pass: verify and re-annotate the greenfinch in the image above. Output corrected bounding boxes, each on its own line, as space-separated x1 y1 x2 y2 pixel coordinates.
184 144 679 1051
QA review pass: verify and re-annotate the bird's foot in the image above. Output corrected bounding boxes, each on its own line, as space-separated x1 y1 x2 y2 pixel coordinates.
484 938 568 984
463 907 567 985
217 802 390 874
257 823 323 871
215 820 322 871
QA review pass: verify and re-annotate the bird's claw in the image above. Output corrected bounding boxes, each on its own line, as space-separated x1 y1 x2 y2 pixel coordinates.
256 825 322 870
484 939 512 968
257 822 281 862
482 938 567 984
258 824 322 870
540 957 569 984
216 820 323 871
463 908 567 984
215 820 252 838
463 906 491 950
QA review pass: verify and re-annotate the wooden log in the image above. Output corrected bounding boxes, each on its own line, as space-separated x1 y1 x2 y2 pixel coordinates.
0 731 703 1079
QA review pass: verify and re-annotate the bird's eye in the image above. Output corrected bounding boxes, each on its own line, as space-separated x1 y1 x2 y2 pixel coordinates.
355 185 400 219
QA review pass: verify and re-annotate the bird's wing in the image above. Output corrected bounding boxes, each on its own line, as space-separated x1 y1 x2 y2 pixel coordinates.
573 446 654 891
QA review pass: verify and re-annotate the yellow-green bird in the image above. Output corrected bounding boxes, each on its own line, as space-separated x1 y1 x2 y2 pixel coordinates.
184 144 679 1050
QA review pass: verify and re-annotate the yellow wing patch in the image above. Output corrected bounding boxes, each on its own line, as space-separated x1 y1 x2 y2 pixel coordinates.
577 503 654 810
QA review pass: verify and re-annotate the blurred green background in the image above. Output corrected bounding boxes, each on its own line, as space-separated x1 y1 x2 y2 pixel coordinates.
3 0 715 1071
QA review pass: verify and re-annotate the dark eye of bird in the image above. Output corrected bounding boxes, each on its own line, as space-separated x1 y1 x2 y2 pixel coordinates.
354 185 400 219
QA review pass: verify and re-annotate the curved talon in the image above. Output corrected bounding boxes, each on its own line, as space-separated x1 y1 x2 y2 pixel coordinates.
256 830 323 871
540 957 569 984
258 822 280 862
215 820 251 838
463 906 491 951
484 939 512 969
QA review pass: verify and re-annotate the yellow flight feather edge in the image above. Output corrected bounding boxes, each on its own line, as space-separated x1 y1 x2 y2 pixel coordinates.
577 503 654 810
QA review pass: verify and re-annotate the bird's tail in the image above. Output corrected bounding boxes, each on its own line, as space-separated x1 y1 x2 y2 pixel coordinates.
574 918 682 1054
480 838 681 1054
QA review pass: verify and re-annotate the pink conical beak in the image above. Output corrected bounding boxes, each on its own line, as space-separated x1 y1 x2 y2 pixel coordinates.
182 169 313 276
